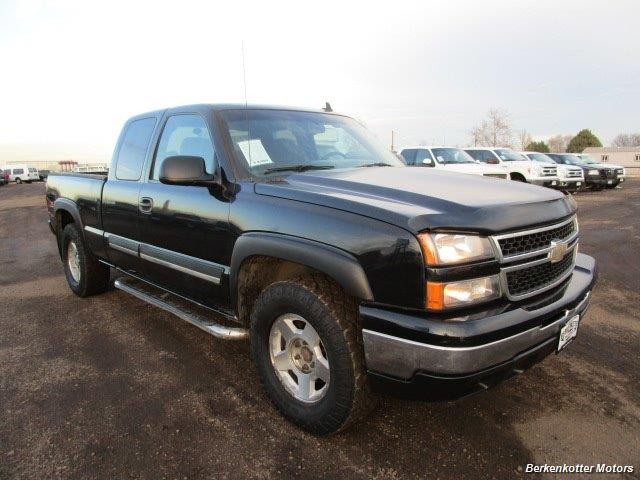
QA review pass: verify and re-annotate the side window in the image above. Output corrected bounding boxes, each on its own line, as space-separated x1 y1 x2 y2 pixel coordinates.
466 150 483 162
415 149 434 165
152 114 215 180
115 118 156 181
13 168 24 174
401 149 416 165
484 150 498 162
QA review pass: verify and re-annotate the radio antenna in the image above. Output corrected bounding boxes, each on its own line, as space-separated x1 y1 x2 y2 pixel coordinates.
241 40 252 171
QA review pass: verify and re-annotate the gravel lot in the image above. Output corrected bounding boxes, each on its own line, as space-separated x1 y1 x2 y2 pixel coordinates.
1 181 638 479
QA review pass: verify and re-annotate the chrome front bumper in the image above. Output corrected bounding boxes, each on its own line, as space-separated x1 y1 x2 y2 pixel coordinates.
361 254 595 381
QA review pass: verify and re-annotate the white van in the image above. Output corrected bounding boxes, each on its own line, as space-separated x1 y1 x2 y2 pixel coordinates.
399 146 508 179
4 164 40 183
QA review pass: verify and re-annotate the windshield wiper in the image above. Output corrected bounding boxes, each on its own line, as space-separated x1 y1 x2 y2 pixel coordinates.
262 164 335 175
358 162 393 168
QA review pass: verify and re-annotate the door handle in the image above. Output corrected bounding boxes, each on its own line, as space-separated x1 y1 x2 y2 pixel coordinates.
139 197 154 213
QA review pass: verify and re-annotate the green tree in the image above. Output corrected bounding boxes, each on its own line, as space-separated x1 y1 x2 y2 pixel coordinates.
525 140 550 152
566 129 602 153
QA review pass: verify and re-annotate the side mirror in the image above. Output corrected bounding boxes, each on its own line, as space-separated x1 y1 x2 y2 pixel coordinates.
422 158 434 167
486 158 499 165
159 156 215 186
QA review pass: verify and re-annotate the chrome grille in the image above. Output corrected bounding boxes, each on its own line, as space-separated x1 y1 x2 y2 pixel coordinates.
616 168 624 175
566 169 582 178
505 251 574 297
491 216 579 300
496 218 577 257
540 166 557 177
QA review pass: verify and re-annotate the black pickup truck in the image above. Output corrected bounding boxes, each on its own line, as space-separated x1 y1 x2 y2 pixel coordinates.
46 104 596 434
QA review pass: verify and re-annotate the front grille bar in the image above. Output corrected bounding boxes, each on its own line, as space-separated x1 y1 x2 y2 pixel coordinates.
490 216 579 301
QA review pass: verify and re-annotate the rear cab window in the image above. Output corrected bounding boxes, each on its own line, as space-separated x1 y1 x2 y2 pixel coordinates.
115 117 157 181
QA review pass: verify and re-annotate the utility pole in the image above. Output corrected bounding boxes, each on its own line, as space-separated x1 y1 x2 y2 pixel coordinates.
390 130 395 152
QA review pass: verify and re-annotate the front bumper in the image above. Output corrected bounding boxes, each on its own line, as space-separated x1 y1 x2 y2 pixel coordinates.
361 253 596 397
585 176 621 187
554 179 583 191
530 177 559 187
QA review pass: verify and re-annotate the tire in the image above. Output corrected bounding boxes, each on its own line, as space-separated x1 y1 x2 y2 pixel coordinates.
15 178 22 184
61 223 110 297
511 174 526 182
250 274 373 435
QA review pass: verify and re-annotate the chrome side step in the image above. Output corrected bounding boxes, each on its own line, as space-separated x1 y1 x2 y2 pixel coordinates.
114 277 248 340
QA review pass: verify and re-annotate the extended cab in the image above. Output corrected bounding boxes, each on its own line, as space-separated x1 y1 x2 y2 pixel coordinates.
46 105 596 434
399 146 508 179
465 147 559 187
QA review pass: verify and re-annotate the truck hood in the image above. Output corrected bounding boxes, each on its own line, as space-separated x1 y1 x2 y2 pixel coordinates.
255 167 575 234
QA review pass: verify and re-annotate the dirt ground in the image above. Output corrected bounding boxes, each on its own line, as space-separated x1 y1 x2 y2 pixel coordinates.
1 181 638 479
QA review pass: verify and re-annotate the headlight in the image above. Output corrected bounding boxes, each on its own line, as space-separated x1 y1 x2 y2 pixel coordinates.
417 233 495 265
587 169 599 175
427 275 501 310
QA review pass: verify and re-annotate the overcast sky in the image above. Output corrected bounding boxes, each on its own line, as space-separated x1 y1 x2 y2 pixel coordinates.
1 0 638 164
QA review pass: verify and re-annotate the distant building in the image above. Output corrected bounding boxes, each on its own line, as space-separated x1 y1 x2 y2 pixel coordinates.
583 146 640 176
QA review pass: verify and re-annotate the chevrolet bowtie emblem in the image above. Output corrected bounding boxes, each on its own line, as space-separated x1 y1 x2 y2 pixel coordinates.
549 239 568 263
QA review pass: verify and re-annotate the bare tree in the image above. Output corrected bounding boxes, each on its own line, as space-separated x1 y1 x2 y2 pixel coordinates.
469 108 513 147
518 130 533 151
547 134 573 153
611 133 640 147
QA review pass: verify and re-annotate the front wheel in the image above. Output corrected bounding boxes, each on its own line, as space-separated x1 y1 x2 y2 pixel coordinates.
61 223 110 296
250 274 373 435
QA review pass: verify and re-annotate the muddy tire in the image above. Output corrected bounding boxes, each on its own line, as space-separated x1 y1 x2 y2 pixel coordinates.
250 274 373 435
61 223 110 297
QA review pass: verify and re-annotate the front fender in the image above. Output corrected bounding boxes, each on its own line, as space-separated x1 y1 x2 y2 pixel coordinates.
229 232 374 307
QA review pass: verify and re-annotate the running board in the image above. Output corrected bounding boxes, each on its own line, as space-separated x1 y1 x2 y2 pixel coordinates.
114 277 248 340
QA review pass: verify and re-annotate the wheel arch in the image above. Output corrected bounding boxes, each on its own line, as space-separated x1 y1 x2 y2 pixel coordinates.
53 199 84 257
230 232 374 324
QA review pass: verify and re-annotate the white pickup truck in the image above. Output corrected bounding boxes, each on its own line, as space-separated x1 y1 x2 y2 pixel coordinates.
399 146 508 179
464 147 559 187
520 151 584 191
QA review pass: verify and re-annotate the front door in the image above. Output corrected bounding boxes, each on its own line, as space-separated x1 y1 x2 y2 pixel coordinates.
137 113 233 309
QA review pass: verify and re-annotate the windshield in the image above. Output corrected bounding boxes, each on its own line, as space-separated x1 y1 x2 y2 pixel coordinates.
219 109 405 176
431 148 475 164
552 154 590 166
28 168 37 173
579 154 598 164
494 149 523 161
526 153 554 163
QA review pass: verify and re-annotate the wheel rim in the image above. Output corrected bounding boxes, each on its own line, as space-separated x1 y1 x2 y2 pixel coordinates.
67 241 81 282
268 313 330 403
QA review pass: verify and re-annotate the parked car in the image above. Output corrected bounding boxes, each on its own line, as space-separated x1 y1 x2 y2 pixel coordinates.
4 164 40 183
400 146 508 179
1 169 8 184
464 147 559 187
0 170 6 186
38 169 50 181
46 104 596 434
577 154 625 188
546 153 621 190
520 152 583 192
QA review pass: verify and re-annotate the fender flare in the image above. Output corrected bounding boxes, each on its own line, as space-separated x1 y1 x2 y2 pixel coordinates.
53 198 84 231
229 232 374 307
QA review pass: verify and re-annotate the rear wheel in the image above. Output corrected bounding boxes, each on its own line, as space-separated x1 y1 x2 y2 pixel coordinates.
61 223 110 296
250 274 373 435
15 178 22 184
